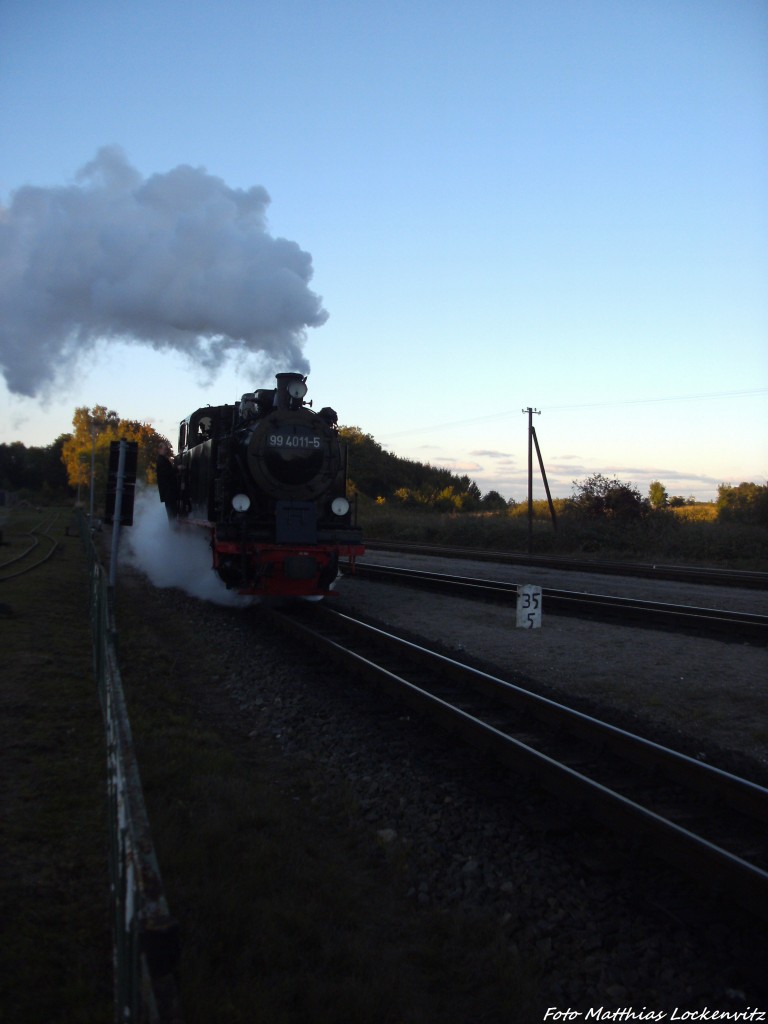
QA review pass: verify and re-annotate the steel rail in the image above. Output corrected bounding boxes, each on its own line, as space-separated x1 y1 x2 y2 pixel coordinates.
265 604 768 922
363 539 768 590
346 561 768 644
0 512 61 581
321 606 768 819
0 531 40 569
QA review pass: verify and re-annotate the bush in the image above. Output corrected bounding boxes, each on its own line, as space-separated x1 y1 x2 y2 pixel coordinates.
355 500 768 569
717 482 768 526
566 473 648 521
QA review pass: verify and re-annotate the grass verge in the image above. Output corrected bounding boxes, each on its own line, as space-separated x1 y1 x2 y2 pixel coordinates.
0 507 112 1023
356 502 768 568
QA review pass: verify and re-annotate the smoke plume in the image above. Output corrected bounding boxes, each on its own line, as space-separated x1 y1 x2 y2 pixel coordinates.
121 488 253 607
0 146 328 396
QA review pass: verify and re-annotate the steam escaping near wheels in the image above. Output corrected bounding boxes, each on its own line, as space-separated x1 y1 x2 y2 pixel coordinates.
121 489 253 607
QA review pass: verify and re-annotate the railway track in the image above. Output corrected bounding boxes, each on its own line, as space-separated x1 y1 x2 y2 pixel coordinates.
265 602 768 924
344 561 768 644
364 539 768 590
0 510 61 581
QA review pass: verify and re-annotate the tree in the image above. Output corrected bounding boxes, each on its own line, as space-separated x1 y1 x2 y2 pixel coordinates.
339 425 485 510
61 405 171 506
568 473 647 520
481 489 509 512
456 475 482 510
716 482 768 525
0 439 72 495
0 442 36 490
648 481 668 509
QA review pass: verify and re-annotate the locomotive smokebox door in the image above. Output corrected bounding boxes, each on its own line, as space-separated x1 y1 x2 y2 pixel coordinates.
275 500 318 544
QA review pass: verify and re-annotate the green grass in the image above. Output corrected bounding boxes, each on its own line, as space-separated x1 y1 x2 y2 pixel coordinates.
0 506 112 1023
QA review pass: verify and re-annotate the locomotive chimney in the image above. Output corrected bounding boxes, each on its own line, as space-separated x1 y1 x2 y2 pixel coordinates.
275 372 307 409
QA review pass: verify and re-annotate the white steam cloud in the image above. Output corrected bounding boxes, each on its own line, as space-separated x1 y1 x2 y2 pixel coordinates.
0 146 328 396
121 488 253 608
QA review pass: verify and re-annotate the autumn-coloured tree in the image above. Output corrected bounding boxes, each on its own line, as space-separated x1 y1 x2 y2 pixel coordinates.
61 405 171 506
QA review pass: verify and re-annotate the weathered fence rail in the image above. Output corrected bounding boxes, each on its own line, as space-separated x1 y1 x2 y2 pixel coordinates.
80 511 183 1023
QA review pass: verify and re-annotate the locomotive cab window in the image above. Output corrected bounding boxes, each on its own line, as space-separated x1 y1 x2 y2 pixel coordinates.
187 412 214 446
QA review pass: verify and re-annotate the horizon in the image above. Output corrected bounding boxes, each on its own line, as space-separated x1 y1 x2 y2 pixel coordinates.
2 383 762 505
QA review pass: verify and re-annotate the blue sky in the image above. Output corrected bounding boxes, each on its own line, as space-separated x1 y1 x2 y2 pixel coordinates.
1 0 766 501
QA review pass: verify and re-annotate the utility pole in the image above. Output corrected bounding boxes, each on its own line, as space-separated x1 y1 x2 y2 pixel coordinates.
522 407 540 553
522 407 558 553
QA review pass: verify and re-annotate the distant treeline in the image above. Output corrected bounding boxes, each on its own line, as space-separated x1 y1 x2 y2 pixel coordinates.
1 405 171 507
2 429 766 527
340 426 508 511
341 429 768 526
0 438 71 498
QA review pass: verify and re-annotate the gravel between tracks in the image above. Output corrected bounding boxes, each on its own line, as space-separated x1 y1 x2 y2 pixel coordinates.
120 551 768 1015
338 551 768 778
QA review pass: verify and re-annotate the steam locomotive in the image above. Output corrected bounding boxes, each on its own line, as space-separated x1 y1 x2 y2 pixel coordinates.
169 372 364 597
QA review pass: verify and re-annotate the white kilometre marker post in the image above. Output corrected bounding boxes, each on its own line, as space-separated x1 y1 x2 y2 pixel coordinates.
516 584 542 629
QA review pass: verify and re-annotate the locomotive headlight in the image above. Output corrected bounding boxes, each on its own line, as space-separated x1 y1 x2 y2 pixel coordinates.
287 379 308 399
232 493 251 512
331 497 350 516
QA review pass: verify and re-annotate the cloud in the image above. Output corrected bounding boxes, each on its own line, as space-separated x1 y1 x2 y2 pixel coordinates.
469 449 513 459
601 465 722 486
545 462 590 476
0 146 327 397
433 458 483 472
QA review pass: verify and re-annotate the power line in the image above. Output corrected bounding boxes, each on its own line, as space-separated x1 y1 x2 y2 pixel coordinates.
545 388 768 412
380 388 768 441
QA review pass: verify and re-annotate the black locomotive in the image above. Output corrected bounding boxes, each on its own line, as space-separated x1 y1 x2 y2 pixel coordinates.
169 372 364 597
